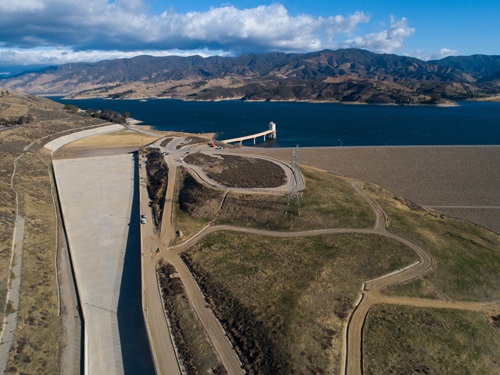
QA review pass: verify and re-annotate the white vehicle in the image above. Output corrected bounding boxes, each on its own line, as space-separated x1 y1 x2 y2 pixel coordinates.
140 214 147 224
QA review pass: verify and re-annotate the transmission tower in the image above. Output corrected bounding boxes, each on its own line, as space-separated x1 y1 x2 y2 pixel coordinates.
286 145 301 215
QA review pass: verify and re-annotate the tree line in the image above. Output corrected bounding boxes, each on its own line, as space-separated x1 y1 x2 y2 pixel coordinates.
0 114 34 126
64 104 130 124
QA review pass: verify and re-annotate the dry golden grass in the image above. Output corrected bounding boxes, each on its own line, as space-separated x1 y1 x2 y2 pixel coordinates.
0 103 29 118
176 167 500 374
6 153 59 373
364 305 500 374
0 93 123 373
62 129 158 148
1 92 62 119
0 158 16 315
363 183 500 302
184 232 417 374
171 168 212 245
175 166 375 232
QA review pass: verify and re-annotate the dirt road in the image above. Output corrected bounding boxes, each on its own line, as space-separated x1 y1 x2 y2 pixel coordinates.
139 156 182 375
139 135 498 375
0 153 26 374
157 145 245 375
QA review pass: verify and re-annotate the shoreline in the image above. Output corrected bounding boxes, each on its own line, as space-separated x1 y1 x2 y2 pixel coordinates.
131 121 500 148
248 144 500 150
52 94 468 106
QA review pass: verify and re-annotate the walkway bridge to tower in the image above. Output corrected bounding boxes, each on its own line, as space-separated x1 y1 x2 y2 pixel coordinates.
221 122 277 145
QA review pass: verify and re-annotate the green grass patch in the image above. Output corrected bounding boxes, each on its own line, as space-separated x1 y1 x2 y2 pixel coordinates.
364 305 500 375
5 300 15 315
183 231 417 374
363 183 500 302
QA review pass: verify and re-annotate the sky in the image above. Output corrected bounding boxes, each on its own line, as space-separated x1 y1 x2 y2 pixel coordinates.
0 0 498 75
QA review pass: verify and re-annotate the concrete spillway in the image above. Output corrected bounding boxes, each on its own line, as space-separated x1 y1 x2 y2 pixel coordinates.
54 154 154 374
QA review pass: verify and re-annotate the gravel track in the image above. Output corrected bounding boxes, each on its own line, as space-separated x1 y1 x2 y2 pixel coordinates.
150 138 499 375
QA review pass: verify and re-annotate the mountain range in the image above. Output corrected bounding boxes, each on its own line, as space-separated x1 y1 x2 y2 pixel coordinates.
1 49 499 104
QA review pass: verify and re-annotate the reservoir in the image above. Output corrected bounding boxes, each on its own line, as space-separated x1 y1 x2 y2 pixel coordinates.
51 97 500 147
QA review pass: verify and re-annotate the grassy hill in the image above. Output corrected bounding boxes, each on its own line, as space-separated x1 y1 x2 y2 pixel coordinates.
0 92 108 373
172 166 500 374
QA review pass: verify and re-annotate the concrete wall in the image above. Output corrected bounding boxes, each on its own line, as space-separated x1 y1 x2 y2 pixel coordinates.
44 124 124 151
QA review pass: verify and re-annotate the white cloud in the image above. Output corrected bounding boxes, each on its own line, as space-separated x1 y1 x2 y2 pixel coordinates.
97 4 370 52
0 2 371 52
406 48 458 61
0 0 45 13
343 16 415 53
0 47 231 66
0 1 416 67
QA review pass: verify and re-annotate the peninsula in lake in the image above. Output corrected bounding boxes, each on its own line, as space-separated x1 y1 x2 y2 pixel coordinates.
2 49 499 105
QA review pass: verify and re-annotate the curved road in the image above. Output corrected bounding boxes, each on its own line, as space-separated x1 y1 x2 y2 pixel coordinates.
140 135 499 375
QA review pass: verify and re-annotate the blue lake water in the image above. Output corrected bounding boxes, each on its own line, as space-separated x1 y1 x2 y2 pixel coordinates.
51 97 500 147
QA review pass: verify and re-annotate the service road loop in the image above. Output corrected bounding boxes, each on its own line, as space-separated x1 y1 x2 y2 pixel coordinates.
141 135 499 375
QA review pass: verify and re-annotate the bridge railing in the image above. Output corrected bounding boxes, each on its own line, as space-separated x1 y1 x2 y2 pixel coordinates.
221 123 276 144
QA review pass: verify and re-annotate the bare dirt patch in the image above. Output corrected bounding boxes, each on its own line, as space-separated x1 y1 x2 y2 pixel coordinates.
184 152 287 188
176 136 212 149
160 137 173 147
52 130 159 159
53 146 139 159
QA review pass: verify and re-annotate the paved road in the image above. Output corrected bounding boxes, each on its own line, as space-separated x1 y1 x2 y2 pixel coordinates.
159 160 245 375
159 138 305 194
